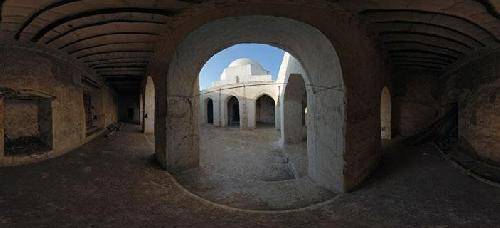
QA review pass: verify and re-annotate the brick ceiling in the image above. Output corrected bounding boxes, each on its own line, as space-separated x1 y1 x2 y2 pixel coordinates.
0 0 499 93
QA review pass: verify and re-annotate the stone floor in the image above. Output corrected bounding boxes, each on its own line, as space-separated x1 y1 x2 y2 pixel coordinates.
1 124 500 227
176 125 334 210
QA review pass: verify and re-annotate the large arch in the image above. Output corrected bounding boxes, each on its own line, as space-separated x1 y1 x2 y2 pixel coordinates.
282 74 307 144
255 94 276 127
150 13 385 192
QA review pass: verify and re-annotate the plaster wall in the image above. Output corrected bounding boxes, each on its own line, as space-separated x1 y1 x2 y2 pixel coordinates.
256 95 275 124
0 46 119 165
441 51 500 164
119 95 140 124
103 88 119 127
381 87 391 140
4 100 39 138
201 82 278 129
143 76 155 134
393 69 440 137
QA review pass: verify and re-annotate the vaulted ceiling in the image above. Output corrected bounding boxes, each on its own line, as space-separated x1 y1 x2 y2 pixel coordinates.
0 0 499 93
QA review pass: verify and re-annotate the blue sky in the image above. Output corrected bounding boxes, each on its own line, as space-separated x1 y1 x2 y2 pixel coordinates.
199 43 285 90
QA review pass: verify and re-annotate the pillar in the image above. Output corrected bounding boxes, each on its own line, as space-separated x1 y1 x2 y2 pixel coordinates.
281 75 306 144
0 96 4 158
144 76 155 134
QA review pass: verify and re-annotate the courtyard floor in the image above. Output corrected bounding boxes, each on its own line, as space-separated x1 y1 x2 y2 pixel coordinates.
1 124 500 227
177 125 334 210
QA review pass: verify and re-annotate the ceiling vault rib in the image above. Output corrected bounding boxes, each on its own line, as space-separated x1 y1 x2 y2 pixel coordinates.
379 31 474 49
68 42 153 55
383 41 465 55
388 49 459 60
14 0 82 39
391 59 449 66
76 50 153 59
393 63 444 70
58 32 159 49
390 55 454 64
83 57 149 64
361 9 500 42
30 7 176 42
93 65 147 70
103 75 143 77
373 20 485 47
89 62 149 68
45 19 165 44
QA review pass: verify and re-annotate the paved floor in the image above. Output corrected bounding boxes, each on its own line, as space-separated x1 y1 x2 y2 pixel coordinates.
177 125 334 210
1 124 500 227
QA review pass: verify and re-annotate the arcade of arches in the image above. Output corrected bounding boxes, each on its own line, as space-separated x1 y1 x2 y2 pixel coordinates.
1 1 500 226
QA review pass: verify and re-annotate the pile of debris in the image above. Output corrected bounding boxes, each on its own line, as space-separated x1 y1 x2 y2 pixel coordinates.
105 123 123 138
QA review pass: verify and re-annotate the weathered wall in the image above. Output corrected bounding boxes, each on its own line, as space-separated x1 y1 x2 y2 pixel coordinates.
4 100 39 139
256 95 275 124
83 85 105 130
441 51 500 164
149 3 389 192
103 88 119 127
201 82 278 129
0 46 119 165
393 69 440 137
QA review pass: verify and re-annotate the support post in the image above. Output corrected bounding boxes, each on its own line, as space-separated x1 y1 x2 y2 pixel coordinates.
0 95 4 158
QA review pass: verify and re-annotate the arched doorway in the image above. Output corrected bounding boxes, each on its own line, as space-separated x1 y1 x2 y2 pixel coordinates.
206 98 214 124
255 94 275 128
381 87 391 140
152 14 383 193
227 96 240 126
282 74 307 144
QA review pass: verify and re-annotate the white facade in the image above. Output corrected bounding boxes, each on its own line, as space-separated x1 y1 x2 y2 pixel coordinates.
200 58 279 129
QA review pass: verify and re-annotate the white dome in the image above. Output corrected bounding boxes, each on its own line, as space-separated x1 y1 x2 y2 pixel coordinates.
228 58 259 68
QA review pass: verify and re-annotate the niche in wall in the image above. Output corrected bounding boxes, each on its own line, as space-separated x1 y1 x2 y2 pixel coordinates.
1 87 54 157
83 78 104 136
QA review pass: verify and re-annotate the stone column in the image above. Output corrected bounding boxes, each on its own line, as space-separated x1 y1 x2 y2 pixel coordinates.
0 95 4 158
140 93 144 128
240 86 248 129
213 98 221 127
144 77 155 134
275 86 281 130
247 99 256 129
281 75 306 144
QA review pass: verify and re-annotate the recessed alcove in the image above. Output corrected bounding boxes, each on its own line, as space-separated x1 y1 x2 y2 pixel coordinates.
0 87 54 157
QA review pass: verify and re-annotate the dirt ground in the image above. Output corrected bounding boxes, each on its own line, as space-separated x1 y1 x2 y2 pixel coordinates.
1 124 500 227
176 125 334 210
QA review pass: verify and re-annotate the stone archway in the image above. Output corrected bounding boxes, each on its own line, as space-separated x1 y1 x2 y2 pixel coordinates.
206 98 214 124
150 9 387 191
282 74 307 144
381 87 391 140
253 94 276 128
154 16 347 192
226 96 240 127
